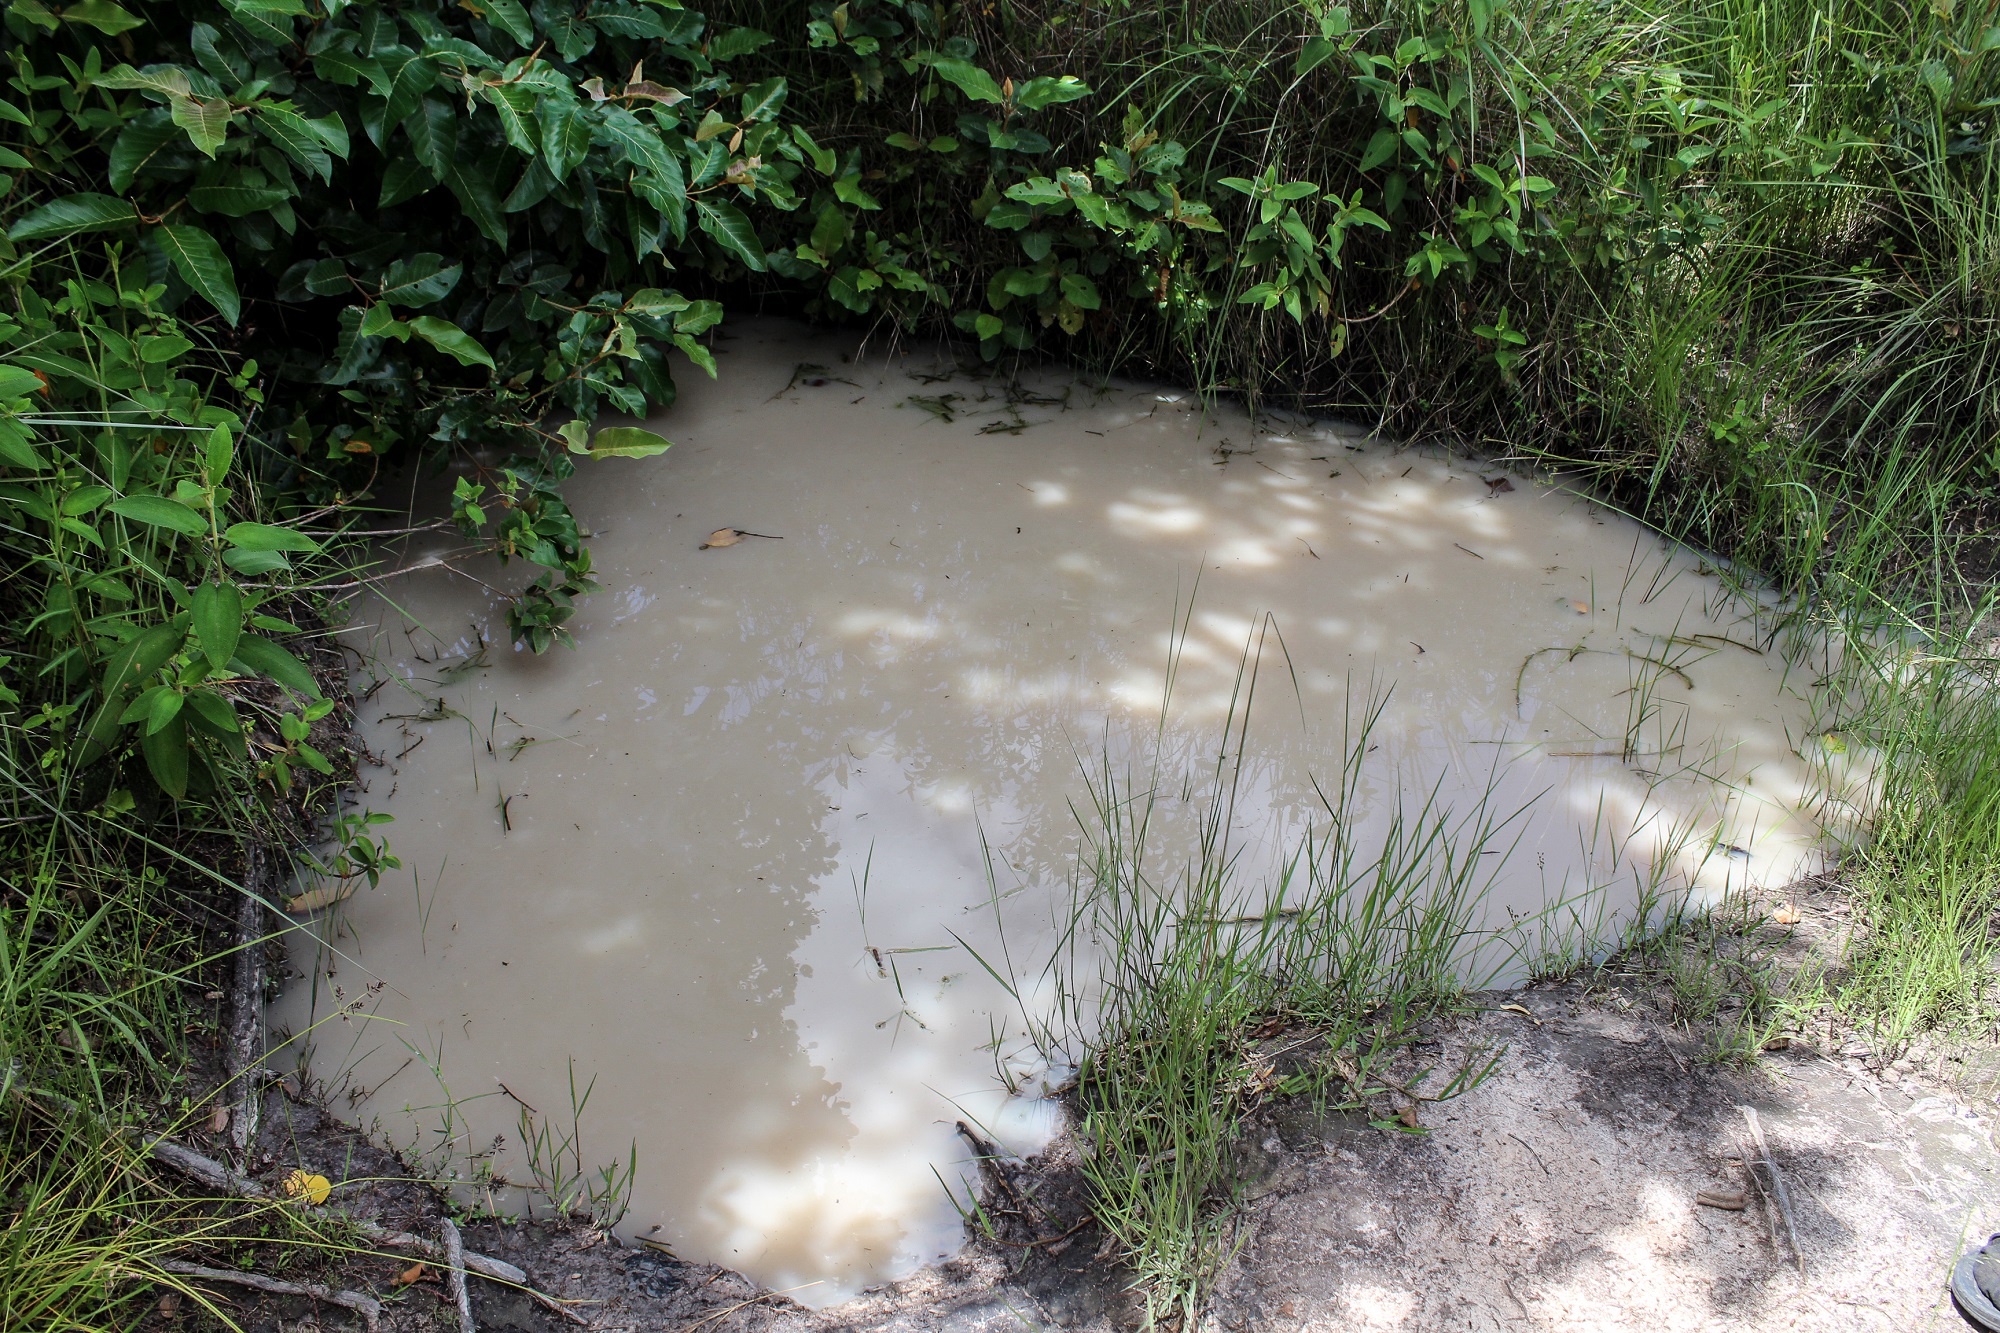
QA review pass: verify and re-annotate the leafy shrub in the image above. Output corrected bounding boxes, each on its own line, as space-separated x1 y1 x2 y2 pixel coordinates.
0 0 821 798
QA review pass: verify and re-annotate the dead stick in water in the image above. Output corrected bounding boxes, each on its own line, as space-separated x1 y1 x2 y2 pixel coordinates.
161 1260 382 1333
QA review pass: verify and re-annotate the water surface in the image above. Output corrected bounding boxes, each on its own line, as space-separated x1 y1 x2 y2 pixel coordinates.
273 320 1838 1302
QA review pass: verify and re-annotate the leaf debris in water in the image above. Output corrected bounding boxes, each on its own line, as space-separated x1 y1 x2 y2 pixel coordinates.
699 528 783 549
903 393 962 423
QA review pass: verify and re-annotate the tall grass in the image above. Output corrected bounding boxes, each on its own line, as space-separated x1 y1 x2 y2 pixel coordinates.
994 622 1522 1321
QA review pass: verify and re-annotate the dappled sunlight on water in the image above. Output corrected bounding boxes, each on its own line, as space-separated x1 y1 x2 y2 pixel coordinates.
271 319 1848 1303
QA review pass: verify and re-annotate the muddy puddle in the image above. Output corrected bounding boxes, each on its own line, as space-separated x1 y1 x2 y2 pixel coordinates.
273 319 1852 1304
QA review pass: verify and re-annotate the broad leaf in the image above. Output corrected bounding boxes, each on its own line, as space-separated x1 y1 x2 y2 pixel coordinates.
106 113 180 191
110 495 208 535
140 712 189 799
62 0 144 33
925 59 1005 104
695 198 766 271
232 634 321 697
156 225 240 324
7 193 140 240
378 254 461 307
191 581 242 669
170 94 232 157
580 426 673 459
223 521 320 552
408 316 495 369
188 183 291 215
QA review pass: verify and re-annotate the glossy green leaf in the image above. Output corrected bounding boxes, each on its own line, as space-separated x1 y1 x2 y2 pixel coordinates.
924 59 1004 104
62 0 144 32
222 522 319 552
580 426 673 459
107 114 180 191
1013 75 1091 111
205 422 233 485
170 94 232 158
256 105 337 180
378 254 462 307
7 193 141 241
156 224 240 324
188 183 291 215
483 0 533 45
232 634 321 697
408 316 495 368
192 581 242 669
695 198 766 271
140 711 189 799
109 495 208 536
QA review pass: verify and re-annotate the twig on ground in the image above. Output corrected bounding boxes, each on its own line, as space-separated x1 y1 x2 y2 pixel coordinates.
161 1259 382 1332
442 1215 476 1333
227 842 270 1156
674 1284 820 1333
145 1138 577 1316
1738 1105 1805 1275
1507 1131 1551 1176
150 1138 267 1198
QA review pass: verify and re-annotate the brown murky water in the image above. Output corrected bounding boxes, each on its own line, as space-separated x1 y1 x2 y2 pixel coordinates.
272 320 1843 1303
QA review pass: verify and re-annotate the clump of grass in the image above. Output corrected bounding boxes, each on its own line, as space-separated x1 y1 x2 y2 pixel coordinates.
1012 622 1521 1323
1829 608 2000 1043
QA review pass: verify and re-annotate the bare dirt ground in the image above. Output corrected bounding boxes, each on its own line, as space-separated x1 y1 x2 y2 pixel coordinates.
173 961 1998 1333
1209 984 1999 1333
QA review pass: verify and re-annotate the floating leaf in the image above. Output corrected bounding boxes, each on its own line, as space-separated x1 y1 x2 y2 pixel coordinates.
285 881 355 914
699 528 743 549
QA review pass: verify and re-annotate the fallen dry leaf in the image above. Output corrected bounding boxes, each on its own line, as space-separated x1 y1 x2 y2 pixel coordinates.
699 528 744 549
1497 1003 1541 1025
207 1103 229 1133
286 881 355 914
1567 598 1591 615
1396 1102 1420 1129
280 1169 333 1206
1771 902 1801 925
395 1262 429 1287
1695 1189 1747 1210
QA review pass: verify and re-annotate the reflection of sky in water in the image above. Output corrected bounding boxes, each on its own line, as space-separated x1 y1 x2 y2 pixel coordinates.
270 320 1846 1307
